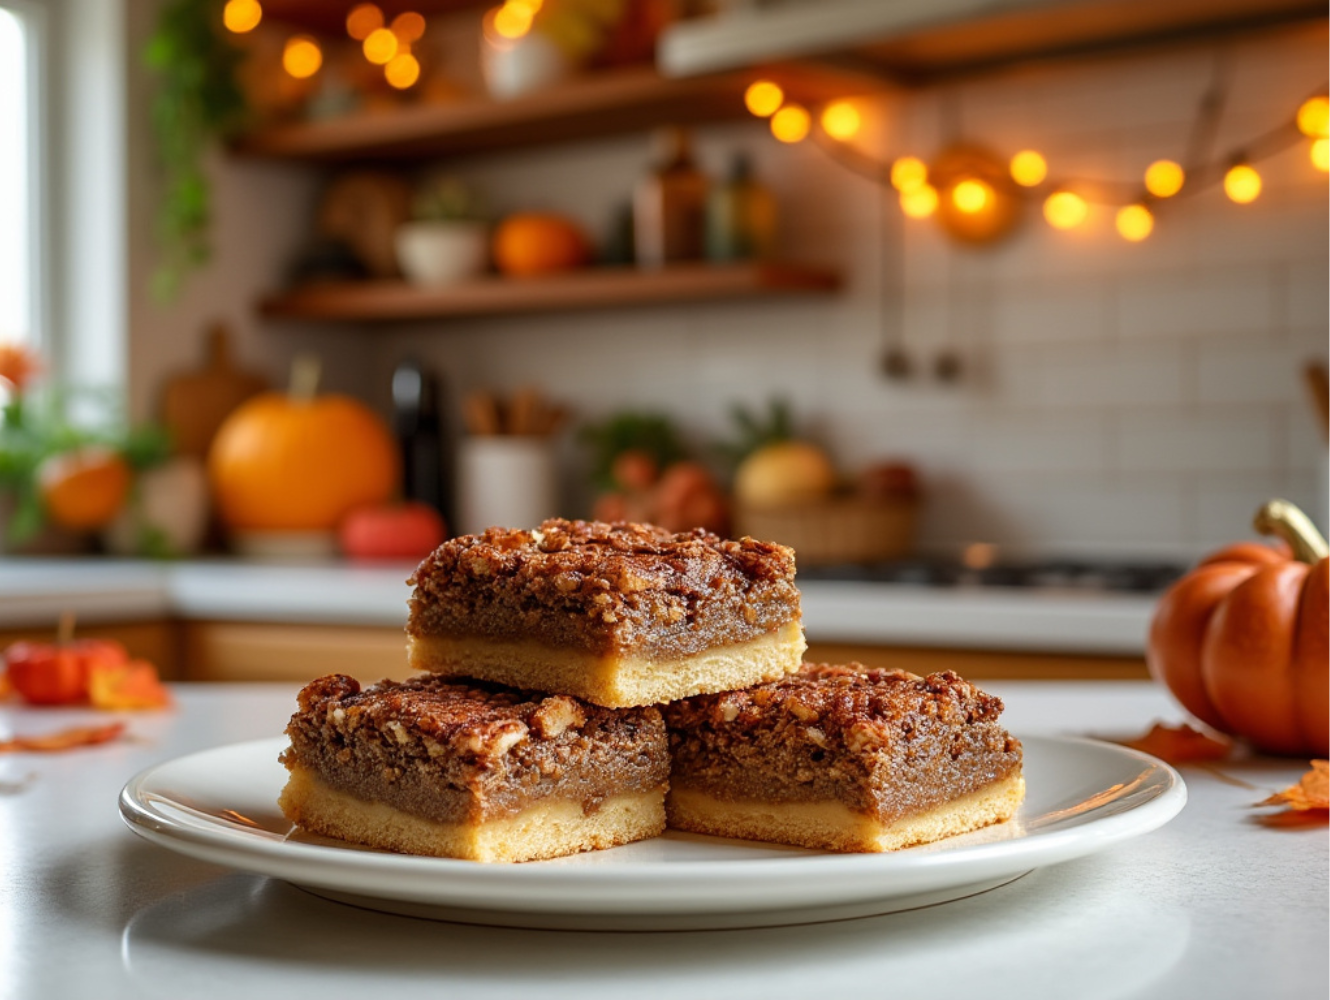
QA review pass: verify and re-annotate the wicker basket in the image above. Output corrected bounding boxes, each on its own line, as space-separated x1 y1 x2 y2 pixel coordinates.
734 496 917 565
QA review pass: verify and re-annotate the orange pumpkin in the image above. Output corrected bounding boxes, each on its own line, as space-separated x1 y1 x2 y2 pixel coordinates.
208 357 399 532
1148 499 1328 757
492 213 591 276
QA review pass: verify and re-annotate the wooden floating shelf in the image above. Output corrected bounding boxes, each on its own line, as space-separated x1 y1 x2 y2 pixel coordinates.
232 64 863 162
259 263 842 322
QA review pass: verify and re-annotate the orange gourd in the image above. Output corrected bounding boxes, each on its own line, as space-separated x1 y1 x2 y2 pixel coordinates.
492 213 590 276
1148 499 1328 757
208 357 399 532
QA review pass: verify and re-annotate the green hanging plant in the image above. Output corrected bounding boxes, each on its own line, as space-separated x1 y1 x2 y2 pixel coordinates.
144 0 248 300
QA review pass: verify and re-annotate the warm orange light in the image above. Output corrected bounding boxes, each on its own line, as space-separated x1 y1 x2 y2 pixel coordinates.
282 36 322 79
1115 204 1153 242
1009 150 1046 187
391 11 427 43
820 101 861 141
385 51 421 89
1044 190 1088 229
770 104 810 143
1297 95 1329 139
1223 163 1261 204
492 4 534 39
1312 138 1329 172
951 178 991 214
890 156 928 192
1144 159 1185 198
900 184 939 219
222 0 262 34
363 26 399 64
346 3 383 40
743 80 783 118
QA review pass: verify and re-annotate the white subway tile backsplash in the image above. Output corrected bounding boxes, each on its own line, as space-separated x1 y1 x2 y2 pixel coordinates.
1117 408 1280 473
1117 269 1275 340
1196 340 1310 405
972 411 1110 473
1036 342 1187 408
990 280 1113 344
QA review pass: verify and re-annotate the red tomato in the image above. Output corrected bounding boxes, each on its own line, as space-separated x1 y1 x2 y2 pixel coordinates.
339 502 446 561
4 639 127 706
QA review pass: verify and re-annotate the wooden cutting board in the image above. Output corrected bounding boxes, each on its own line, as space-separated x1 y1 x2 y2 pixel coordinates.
160 324 268 458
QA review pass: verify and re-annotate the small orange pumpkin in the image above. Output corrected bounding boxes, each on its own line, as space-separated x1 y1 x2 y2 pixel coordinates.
492 213 590 277
209 357 399 532
1148 499 1328 757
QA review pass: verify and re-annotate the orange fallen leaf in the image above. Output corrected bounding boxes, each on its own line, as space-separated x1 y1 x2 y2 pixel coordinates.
1116 722 1232 764
0 721 127 753
87 659 172 711
1257 760 1329 812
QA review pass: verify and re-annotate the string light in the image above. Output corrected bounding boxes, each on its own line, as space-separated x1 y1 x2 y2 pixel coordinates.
890 156 928 192
1312 138 1329 172
900 184 939 219
951 179 991 214
820 101 861 141
282 36 322 79
1144 160 1185 198
1297 95 1329 138
391 12 427 43
1115 204 1154 241
1223 163 1261 204
744 81 783 118
363 26 398 64
346 3 383 40
1044 191 1088 229
385 52 421 89
1009 150 1046 187
222 0 262 34
492 3 535 39
770 104 810 143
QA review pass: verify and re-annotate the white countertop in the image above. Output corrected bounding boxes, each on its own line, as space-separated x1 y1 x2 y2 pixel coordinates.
0 558 1155 655
2 682 1325 1000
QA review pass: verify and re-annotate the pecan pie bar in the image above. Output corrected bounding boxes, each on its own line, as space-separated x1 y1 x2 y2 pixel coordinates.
279 673 670 863
406 519 806 709
663 665 1024 853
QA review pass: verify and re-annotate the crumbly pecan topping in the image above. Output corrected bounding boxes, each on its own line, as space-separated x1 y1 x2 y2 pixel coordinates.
406 519 801 657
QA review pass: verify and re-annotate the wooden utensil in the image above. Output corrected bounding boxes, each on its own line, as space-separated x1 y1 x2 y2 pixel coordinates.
1304 362 1328 443
159 324 268 459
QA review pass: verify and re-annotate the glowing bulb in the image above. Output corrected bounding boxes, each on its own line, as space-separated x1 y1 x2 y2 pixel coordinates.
363 26 399 64
222 0 262 34
1115 204 1154 242
890 156 928 192
770 104 810 143
1009 150 1046 187
346 3 383 40
492 4 534 39
385 52 421 89
1223 163 1261 204
1297 95 1329 139
744 81 783 118
282 36 322 79
900 184 939 219
951 179 991 214
1044 191 1088 230
1144 160 1185 198
820 101 861 141
391 12 427 43
1312 138 1329 172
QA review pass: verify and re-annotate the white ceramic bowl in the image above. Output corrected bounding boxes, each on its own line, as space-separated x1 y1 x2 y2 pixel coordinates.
395 221 489 286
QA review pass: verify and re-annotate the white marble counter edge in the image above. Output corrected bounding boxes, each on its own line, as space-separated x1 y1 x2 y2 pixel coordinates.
0 558 1153 655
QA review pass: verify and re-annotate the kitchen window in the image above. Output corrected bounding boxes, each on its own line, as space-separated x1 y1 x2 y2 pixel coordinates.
0 3 38 349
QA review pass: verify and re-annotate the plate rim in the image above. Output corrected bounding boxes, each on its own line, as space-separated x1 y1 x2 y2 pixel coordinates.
119 732 1186 893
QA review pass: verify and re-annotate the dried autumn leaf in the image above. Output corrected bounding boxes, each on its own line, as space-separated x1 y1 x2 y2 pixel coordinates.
1117 722 1232 764
1257 760 1329 812
0 721 127 754
87 659 172 711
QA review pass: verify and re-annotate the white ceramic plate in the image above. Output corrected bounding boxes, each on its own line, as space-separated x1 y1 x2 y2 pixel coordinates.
119 734 1184 931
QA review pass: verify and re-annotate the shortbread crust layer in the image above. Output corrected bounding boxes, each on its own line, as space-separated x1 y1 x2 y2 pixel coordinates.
666 771 1025 853
407 620 806 709
281 764 666 863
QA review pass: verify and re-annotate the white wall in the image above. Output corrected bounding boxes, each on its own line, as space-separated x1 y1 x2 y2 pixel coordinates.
362 22 1327 559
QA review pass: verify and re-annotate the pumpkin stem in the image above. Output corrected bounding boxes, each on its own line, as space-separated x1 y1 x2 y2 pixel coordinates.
1254 499 1328 564
289 354 322 404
